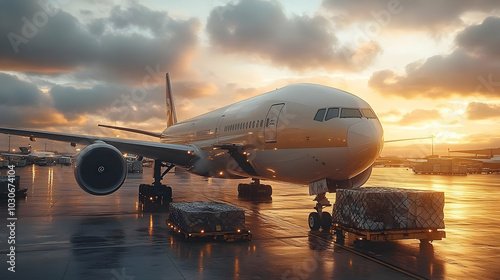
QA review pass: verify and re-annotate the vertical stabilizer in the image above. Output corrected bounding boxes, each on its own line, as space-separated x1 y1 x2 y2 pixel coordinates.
166 73 178 127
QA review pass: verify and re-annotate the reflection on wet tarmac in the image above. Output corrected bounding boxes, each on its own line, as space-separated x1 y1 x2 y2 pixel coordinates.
70 217 125 278
0 165 499 279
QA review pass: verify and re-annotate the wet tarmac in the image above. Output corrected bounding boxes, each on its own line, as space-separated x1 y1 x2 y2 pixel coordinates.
0 165 499 279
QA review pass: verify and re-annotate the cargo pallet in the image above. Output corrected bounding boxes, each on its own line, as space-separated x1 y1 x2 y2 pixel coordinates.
332 223 446 243
166 220 252 242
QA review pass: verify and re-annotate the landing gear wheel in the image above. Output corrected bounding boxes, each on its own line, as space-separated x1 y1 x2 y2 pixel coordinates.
308 212 322 230
238 180 272 198
238 183 249 196
264 184 272 196
321 212 332 231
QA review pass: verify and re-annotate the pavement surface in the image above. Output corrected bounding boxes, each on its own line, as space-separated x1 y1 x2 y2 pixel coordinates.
1 165 499 279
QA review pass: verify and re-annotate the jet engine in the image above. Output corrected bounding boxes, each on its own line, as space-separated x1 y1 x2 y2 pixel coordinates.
74 142 127 195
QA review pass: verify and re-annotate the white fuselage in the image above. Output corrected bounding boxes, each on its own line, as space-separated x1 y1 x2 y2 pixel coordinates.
160 84 384 185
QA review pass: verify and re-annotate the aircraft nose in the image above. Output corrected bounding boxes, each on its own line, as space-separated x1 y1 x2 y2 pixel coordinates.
347 120 383 161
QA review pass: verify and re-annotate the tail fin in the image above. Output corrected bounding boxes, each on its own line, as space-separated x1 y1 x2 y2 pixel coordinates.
166 73 177 127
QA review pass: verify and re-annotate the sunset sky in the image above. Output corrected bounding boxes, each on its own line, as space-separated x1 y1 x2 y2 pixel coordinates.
1 0 500 157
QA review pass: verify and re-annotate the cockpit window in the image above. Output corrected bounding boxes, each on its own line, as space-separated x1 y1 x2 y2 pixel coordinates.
340 108 362 118
314 108 326 122
361 109 377 119
325 108 339 121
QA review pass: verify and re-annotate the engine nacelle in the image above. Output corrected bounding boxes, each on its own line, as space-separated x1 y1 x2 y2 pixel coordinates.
74 142 127 195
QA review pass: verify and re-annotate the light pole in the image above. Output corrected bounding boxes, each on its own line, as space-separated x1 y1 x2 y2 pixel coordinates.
431 135 435 156
8 135 11 152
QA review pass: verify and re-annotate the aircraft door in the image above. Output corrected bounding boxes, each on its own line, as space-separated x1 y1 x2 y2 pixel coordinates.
215 115 225 143
264 103 285 143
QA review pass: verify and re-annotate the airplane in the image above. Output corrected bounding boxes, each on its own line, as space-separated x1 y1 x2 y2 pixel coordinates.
1 151 56 158
449 148 500 172
0 74 384 230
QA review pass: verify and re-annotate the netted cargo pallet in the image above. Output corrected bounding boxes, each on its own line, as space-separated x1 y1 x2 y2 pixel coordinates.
168 202 251 241
332 187 445 232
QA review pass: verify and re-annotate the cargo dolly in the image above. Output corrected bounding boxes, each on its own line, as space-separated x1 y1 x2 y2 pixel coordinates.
166 220 252 242
332 223 446 244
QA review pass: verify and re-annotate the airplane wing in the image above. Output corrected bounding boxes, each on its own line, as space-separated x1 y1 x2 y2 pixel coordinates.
0 127 197 167
0 153 28 158
449 148 500 157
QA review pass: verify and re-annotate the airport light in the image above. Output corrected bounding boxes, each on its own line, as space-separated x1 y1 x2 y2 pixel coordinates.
200 230 205 233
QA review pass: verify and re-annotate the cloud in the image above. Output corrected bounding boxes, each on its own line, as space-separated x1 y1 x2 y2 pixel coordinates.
322 0 500 32
206 0 380 71
0 74 217 131
0 73 44 106
49 83 169 123
0 105 85 128
107 4 172 36
50 84 125 119
172 81 218 99
378 109 401 118
0 2 201 84
466 102 500 120
0 73 82 128
0 1 98 73
369 17 500 98
456 16 500 58
397 109 442 125
459 133 500 147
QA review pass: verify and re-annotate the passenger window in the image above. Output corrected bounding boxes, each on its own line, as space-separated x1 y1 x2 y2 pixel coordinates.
325 108 339 121
260 120 264 127
361 109 377 119
340 108 362 118
314 109 326 122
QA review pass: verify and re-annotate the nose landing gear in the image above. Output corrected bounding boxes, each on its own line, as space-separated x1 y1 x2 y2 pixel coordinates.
308 193 332 231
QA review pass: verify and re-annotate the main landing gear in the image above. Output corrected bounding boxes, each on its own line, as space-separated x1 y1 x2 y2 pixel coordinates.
308 193 332 231
138 159 174 210
238 178 272 197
